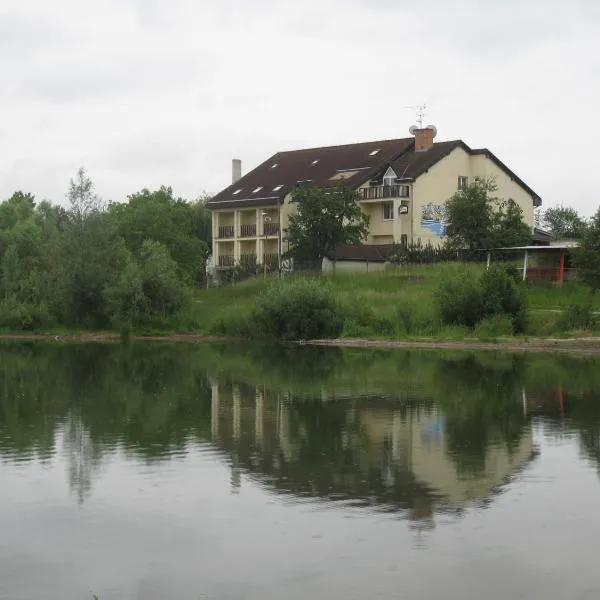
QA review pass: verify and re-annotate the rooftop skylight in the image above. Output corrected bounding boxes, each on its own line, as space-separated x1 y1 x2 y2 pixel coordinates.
311 159 319 165
232 188 242 195
271 163 278 169
252 186 263 193
369 149 380 156
273 185 283 191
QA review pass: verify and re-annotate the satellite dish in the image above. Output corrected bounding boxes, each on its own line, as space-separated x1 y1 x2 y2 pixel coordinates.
409 125 418 135
426 125 438 138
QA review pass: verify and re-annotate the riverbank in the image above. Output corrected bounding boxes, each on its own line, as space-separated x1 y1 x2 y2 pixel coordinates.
5 331 600 356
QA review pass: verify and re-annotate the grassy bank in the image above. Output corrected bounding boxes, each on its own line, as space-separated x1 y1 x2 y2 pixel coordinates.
175 263 600 341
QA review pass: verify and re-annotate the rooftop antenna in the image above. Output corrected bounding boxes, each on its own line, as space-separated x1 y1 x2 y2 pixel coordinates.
405 103 427 128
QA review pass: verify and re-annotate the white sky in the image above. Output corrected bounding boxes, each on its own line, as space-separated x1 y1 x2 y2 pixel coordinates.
1 0 599 214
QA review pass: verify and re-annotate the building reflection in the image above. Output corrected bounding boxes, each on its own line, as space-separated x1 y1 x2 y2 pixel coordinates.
209 380 538 522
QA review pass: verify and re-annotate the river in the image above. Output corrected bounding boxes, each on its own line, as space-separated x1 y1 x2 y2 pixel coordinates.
1 342 599 599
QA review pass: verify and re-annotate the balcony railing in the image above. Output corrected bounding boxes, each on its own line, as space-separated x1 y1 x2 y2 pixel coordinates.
264 222 280 236
218 255 235 267
218 225 234 239
239 254 257 266
239 224 257 237
360 185 409 200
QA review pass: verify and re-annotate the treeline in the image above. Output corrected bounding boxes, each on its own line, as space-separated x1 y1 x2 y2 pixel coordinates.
0 169 211 331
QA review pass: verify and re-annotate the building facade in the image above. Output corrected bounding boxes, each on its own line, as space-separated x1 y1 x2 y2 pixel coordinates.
206 128 541 268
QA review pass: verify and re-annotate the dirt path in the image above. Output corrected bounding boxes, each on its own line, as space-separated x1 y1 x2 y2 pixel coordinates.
301 337 600 355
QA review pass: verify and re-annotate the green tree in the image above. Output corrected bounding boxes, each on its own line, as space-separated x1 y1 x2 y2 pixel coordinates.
573 208 600 292
107 186 209 285
67 167 104 224
284 183 370 261
444 178 531 250
541 205 587 240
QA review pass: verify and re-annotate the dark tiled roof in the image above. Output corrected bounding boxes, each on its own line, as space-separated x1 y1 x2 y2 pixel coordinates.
207 137 541 209
206 138 414 208
326 244 394 262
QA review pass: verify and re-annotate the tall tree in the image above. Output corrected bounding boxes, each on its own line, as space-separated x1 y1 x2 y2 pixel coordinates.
285 183 370 261
67 167 104 224
572 208 600 293
541 205 587 240
444 177 531 250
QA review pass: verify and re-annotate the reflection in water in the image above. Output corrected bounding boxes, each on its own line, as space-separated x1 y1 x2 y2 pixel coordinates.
209 381 537 523
2 343 600 599
63 412 102 504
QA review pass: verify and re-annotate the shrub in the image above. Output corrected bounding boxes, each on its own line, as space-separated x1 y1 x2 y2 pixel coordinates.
474 314 515 338
557 303 597 332
0 300 54 330
435 277 483 328
435 265 526 333
251 279 343 340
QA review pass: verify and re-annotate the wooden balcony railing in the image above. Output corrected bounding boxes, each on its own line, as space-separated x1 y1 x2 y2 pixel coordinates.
264 222 280 236
218 255 235 267
218 225 234 239
360 185 409 200
239 224 257 237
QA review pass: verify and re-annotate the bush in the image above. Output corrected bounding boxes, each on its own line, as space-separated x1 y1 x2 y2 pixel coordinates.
251 279 343 340
0 300 54 330
435 265 526 333
474 314 515 338
435 277 483 328
557 303 597 332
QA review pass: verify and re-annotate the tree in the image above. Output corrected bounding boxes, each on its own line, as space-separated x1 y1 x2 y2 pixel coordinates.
107 186 209 286
67 167 104 224
572 208 600 292
285 183 370 261
444 177 531 250
541 205 587 240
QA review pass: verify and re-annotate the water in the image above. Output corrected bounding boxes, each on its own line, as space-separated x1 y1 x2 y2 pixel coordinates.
1 343 599 599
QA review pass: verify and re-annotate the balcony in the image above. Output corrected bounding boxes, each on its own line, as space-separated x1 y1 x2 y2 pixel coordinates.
239 224 257 237
360 185 409 200
218 225 234 239
264 222 280 237
239 254 257 266
218 255 235 267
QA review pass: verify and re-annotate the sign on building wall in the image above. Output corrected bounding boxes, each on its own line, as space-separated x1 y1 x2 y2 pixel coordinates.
421 203 448 237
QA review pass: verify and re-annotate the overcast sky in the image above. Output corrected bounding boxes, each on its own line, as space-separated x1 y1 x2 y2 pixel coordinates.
1 0 599 214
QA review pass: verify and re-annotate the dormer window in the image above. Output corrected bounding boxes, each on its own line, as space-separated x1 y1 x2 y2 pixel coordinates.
383 166 397 188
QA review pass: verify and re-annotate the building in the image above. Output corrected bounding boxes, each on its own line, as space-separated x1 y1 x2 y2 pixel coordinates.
206 127 542 268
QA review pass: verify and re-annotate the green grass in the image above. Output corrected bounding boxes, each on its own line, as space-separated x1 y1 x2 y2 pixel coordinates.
177 263 600 341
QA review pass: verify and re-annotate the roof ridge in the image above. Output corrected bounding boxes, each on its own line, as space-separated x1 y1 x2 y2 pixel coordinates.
274 137 414 156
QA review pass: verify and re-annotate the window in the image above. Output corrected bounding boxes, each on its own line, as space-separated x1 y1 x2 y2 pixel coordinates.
382 202 394 220
273 184 283 191
271 163 278 169
252 186 263 193
311 159 319 165
383 166 397 188
369 149 380 156
458 176 468 190
232 188 242 195
400 234 408 248
399 185 410 198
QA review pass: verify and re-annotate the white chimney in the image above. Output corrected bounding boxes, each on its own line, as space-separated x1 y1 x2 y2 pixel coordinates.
232 159 242 184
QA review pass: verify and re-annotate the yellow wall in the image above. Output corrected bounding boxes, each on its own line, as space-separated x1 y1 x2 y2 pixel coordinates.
412 147 536 247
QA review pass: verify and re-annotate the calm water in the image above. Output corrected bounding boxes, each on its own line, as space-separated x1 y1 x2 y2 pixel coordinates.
1 343 600 599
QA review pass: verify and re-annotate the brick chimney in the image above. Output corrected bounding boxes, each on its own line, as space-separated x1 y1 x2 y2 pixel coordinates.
232 159 242 184
411 125 437 152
